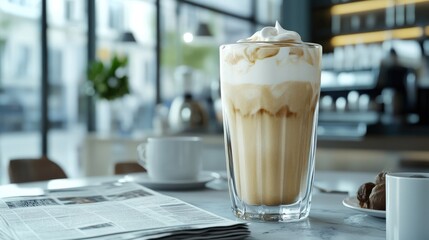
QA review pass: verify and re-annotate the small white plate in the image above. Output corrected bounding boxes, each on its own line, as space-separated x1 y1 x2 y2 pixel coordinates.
121 172 215 191
342 196 385 219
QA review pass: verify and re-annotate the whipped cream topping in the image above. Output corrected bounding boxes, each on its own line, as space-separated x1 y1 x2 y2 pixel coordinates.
238 21 302 43
220 22 321 86
220 46 320 85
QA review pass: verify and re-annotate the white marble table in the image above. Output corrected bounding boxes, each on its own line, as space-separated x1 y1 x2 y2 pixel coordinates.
167 171 385 240
0 171 385 239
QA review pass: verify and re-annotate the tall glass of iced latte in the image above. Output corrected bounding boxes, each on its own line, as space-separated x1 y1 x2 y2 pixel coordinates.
219 22 322 222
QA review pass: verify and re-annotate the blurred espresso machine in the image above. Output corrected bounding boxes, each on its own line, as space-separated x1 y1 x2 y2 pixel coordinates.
168 66 209 133
318 42 429 139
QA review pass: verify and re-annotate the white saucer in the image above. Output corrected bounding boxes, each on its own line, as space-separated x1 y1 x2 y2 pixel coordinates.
121 172 215 191
342 196 385 219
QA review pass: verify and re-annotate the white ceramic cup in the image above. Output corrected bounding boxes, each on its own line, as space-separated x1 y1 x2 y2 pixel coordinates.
137 136 202 181
386 172 429 240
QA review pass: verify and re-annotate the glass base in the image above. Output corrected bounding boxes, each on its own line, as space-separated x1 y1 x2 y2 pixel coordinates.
231 199 311 222
233 211 309 222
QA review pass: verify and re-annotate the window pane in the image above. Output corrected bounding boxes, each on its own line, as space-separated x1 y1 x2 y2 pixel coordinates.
160 0 255 133
46 0 87 178
95 0 156 133
0 0 42 183
187 0 252 18
256 0 282 24
161 0 253 99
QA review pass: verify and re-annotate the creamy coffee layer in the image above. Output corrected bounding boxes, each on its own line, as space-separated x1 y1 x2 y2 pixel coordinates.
222 81 318 116
222 80 319 205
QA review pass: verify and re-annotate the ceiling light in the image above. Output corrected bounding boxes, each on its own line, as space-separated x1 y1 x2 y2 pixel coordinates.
183 32 194 43
121 31 136 42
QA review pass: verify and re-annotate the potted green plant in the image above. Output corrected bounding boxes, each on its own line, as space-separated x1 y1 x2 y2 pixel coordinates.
87 54 132 133
87 54 130 101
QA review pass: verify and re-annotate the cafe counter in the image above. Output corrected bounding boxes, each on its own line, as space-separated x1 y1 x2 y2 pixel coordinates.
80 133 429 177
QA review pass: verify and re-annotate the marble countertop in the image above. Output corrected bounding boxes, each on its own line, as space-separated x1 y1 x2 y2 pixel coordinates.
165 171 385 240
0 171 385 239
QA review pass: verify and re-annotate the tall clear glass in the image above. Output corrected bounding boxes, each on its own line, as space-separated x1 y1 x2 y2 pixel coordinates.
219 42 322 222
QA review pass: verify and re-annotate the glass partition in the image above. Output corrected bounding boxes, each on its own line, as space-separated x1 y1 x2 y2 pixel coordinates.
0 0 42 183
0 0 286 183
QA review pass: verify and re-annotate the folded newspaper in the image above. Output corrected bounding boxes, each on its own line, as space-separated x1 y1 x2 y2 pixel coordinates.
0 182 249 240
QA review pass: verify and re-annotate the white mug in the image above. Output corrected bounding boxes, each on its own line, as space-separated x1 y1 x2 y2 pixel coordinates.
386 172 429 240
137 136 202 181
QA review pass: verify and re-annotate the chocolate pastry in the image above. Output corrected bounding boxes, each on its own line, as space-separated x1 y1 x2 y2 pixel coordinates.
369 183 386 210
357 182 375 208
375 171 387 185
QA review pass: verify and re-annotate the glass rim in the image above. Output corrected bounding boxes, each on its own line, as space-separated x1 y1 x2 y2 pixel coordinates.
220 41 322 49
386 172 429 180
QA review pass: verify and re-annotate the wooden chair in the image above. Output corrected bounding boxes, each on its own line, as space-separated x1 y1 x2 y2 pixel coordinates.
8 156 67 183
114 161 146 175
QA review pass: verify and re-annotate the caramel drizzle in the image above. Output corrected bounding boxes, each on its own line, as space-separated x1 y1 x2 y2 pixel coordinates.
226 54 245 65
243 47 279 64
